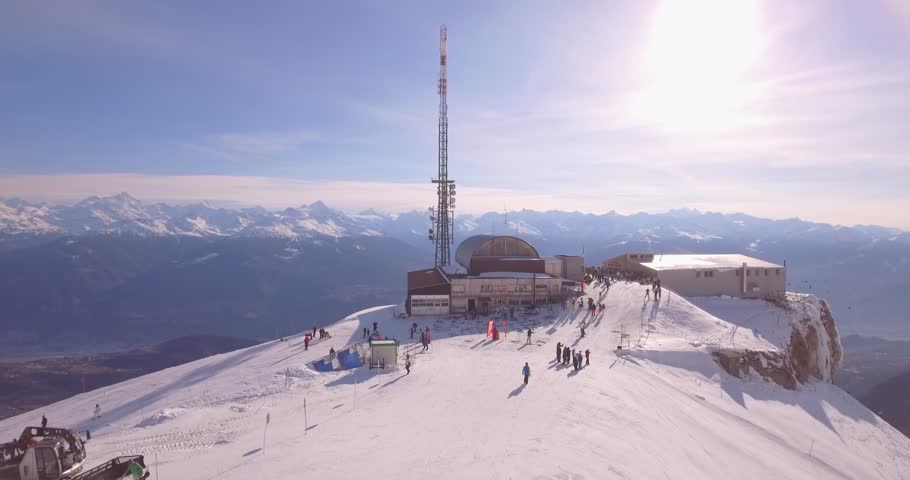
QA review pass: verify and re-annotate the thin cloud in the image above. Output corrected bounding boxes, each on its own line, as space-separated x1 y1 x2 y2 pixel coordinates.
183 129 321 162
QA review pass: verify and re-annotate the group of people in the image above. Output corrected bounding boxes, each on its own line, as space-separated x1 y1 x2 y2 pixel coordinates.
419 327 433 351
363 321 382 339
567 296 606 316
312 326 331 341
645 278 663 302
555 342 591 370
587 265 657 287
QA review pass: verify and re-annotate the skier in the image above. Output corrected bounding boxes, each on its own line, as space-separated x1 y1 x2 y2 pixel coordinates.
572 353 578 370
93 403 101 420
522 362 531 385
304 335 310 351
644 288 651 301
526 328 532 345
556 342 563 362
405 354 412 375
41 415 47 428
580 323 586 338
585 349 591 366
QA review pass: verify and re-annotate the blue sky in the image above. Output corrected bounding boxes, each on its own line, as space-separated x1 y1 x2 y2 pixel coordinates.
1 0 909 228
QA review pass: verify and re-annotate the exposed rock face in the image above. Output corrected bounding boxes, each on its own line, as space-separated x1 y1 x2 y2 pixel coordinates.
712 294 843 390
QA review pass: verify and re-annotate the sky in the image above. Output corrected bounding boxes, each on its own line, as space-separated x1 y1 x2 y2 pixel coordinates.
1 0 909 228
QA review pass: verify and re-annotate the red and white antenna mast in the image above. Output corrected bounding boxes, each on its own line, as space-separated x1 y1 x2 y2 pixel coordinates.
429 25 454 267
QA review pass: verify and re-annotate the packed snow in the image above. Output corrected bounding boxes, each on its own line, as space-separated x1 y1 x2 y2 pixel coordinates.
1 282 908 479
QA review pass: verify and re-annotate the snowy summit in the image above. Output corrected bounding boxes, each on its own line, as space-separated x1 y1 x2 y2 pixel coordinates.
0 281 907 479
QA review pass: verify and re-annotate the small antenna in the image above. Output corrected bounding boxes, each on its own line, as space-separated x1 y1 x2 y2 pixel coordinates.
504 204 509 233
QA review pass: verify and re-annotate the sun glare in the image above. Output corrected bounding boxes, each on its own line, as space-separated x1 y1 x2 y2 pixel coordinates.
633 0 766 133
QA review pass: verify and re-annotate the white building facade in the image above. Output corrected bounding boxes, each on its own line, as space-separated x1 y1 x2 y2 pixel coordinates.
606 253 786 299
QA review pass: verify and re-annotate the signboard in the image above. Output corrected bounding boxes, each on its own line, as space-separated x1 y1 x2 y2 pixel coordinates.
494 285 508 294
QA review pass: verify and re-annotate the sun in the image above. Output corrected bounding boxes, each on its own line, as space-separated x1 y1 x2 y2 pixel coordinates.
632 0 766 133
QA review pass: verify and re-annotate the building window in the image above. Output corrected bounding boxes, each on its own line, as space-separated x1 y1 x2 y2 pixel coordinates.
705 271 714 278
736 270 740 276
764 270 769 276
696 271 701 278
746 270 751 276
776 269 781 275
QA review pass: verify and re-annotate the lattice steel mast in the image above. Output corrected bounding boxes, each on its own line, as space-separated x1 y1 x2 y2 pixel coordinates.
429 25 455 266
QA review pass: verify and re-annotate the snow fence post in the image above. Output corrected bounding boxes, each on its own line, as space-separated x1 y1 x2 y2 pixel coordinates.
263 412 270 454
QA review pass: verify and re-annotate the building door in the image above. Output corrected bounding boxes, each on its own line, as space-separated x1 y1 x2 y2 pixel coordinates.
467 299 476 312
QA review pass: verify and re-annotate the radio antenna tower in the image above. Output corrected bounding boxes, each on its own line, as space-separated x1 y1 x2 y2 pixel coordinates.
429 25 455 266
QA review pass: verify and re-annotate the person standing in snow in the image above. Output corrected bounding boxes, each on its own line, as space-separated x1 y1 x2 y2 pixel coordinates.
556 342 562 362
405 354 412 375
526 328 532 345
522 362 530 385
644 288 651 301
572 353 578 370
580 323 586 338
41 415 47 428
93 404 101 420
304 335 310 351
312 326 318 339
425 328 432 350
585 349 591 366
563 346 570 365
373 321 378 335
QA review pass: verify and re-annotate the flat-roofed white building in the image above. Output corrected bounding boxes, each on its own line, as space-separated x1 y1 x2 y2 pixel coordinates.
606 253 786 299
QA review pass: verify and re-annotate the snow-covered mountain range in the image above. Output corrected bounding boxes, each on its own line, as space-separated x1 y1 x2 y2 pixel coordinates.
2 193 907 246
1 193 908 340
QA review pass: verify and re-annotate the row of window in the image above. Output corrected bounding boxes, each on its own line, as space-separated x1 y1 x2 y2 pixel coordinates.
735 268 782 277
479 284 549 293
411 299 449 308
696 268 783 278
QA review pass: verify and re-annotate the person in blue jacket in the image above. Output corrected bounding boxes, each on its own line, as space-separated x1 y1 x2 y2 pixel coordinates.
522 362 530 384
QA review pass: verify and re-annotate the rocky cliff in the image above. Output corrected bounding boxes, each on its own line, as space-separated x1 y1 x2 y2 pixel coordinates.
711 293 843 390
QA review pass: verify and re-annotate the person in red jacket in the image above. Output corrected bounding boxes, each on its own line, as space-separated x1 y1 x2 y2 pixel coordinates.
304 335 311 351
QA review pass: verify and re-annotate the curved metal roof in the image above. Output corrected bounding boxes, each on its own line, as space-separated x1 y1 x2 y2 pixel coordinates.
455 235 540 271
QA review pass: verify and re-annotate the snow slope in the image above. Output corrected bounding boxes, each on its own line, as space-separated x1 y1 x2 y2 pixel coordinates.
1 283 907 479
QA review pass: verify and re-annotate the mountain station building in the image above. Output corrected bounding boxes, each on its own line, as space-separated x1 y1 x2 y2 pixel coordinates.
406 235 584 316
605 253 786 299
